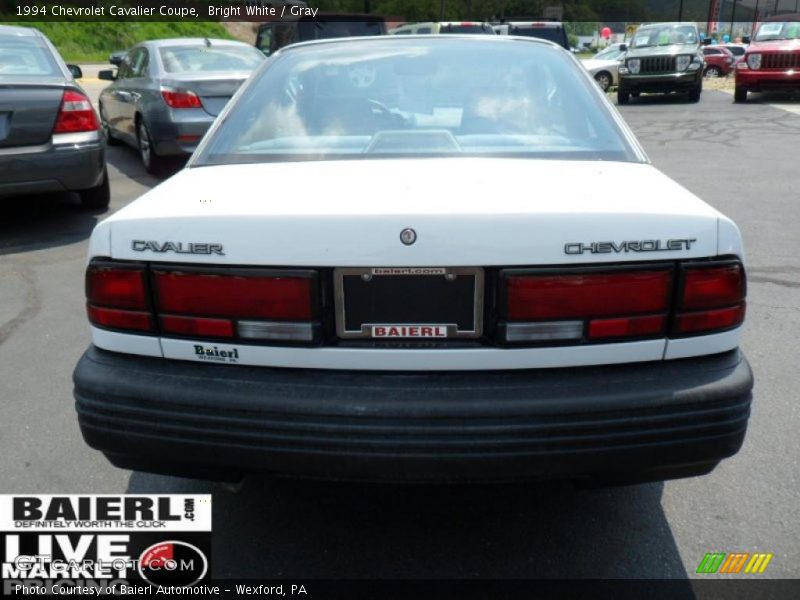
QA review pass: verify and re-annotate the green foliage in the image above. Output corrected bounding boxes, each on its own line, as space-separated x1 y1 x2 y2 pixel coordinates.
2 21 233 62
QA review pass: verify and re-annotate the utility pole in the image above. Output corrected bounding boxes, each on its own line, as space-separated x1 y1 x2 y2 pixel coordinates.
679 0 684 21
730 0 738 38
752 0 761 37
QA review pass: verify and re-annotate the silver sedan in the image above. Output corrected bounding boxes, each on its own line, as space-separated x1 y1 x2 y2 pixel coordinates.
98 38 264 173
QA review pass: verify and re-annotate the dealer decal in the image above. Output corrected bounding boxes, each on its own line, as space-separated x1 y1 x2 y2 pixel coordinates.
372 325 448 338
193 345 240 363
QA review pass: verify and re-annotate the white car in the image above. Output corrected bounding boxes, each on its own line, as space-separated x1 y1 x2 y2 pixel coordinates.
74 36 753 485
582 43 627 91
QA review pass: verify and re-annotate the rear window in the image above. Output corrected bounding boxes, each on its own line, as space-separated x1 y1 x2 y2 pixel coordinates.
158 45 264 74
196 39 639 166
0 35 59 77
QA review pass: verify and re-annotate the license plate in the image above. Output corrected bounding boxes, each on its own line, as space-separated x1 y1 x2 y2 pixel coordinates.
334 267 484 339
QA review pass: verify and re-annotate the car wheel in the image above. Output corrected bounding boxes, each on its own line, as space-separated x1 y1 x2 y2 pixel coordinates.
79 168 110 210
99 104 121 146
734 86 748 103
617 89 630 105
137 118 164 175
594 72 612 92
705 66 721 78
688 86 702 103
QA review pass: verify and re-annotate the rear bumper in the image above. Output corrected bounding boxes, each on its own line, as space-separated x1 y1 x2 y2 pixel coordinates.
620 71 702 93
736 68 800 91
74 347 753 484
149 111 214 157
0 138 105 197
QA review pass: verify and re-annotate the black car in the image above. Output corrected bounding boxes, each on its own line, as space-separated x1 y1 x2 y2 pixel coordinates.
0 25 108 209
618 23 705 104
256 13 387 56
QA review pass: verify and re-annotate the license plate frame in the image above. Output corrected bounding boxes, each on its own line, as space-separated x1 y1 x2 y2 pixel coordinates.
333 267 484 340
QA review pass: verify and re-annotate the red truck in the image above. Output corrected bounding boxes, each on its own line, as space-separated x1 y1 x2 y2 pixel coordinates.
735 20 800 102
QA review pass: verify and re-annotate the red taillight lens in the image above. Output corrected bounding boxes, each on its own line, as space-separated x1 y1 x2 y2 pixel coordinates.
506 270 671 320
675 262 746 335
160 315 234 338
153 270 315 320
86 263 153 333
681 264 745 310
86 264 148 310
53 90 99 134
588 315 667 340
87 305 154 332
161 88 202 109
676 305 746 334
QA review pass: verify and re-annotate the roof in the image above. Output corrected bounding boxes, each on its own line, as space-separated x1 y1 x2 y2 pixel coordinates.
141 38 250 48
505 21 564 26
638 22 699 29
0 24 41 37
277 33 562 54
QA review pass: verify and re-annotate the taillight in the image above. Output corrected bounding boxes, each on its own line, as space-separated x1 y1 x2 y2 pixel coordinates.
504 268 671 343
85 261 319 343
153 268 318 342
674 262 746 335
53 90 99 134
507 270 671 320
153 270 314 319
86 263 153 333
161 88 202 109
502 260 746 344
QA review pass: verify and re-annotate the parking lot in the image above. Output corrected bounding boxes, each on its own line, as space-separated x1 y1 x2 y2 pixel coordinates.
1 82 799 579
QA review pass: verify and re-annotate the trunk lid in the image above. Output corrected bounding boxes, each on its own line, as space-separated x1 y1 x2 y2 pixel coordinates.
0 81 64 147
162 73 249 117
104 159 722 267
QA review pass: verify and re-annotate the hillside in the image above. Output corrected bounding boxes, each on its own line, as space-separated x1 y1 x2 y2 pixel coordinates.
3 22 234 62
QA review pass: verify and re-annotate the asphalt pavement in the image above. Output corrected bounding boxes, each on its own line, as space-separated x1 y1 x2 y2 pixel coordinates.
1 84 799 580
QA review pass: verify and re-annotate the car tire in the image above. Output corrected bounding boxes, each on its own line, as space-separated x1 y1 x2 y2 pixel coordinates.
79 168 110 210
137 118 164 175
705 66 721 78
688 86 702 103
734 86 748 103
594 72 613 92
617 89 631 105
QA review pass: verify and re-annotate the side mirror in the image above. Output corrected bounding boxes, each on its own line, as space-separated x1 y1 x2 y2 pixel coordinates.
742 36 751 44
66 64 83 79
98 69 116 81
619 43 627 52
109 52 126 66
